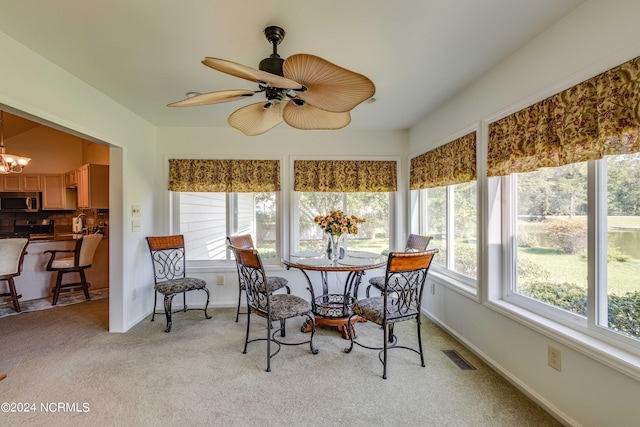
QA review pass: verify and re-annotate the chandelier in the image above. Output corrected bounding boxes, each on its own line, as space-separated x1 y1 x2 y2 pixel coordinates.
0 111 31 174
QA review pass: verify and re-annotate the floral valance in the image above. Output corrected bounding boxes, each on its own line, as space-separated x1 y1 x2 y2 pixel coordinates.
294 160 397 192
168 159 280 192
409 131 476 190
488 55 640 176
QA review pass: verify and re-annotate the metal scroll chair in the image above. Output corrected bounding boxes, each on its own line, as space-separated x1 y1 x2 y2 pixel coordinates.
45 234 102 305
146 235 211 332
229 244 318 372
365 234 432 297
227 234 290 322
345 249 438 379
0 238 29 312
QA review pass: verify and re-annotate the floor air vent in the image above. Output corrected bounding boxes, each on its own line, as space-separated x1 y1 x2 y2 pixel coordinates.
442 350 476 370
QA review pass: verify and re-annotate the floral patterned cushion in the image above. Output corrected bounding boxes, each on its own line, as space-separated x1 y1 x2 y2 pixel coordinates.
261 276 288 293
266 294 311 321
352 296 418 325
155 277 207 295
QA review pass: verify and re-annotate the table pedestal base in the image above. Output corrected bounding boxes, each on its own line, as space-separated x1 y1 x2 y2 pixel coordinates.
301 315 366 340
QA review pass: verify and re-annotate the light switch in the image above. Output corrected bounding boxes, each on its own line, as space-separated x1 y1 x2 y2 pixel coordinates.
132 205 141 217
132 220 141 232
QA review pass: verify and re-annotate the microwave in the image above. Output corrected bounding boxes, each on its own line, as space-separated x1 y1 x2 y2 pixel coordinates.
0 192 41 212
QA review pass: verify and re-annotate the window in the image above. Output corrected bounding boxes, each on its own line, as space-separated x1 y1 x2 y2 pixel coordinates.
421 181 477 280
492 55 640 349
293 159 397 255
167 158 281 265
175 191 279 263
296 192 392 254
411 131 477 285
602 154 640 341
506 163 588 321
505 156 640 345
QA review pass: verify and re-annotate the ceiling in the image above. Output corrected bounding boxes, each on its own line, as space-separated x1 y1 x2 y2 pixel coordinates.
0 0 584 133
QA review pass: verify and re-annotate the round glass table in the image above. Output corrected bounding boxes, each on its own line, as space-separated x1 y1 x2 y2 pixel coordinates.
283 251 386 339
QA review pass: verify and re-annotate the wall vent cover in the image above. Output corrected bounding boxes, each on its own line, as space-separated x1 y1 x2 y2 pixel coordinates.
442 350 476 370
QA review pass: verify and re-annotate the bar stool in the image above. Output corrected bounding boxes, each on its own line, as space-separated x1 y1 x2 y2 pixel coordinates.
0 238 29 312
45 234 103 305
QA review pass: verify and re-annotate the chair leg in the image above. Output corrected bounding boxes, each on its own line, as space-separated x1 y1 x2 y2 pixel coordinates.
308 312 318 354
243 310 251 354
52 272 64 305
79 269 91 300
344 314 356 354
383 323 389 380
235 286 243 322
182 291 187 312
151 290 158 322
416 317 425 367
163 294 175 333
8 278 21 312
202 287 212 319
266 314 272 373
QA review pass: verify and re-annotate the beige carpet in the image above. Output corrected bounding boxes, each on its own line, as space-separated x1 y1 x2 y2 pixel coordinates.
0 299 561 426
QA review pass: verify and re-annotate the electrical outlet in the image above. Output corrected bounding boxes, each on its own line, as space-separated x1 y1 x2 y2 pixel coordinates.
216 275 225 286
430 282 435 295
548 346 562 371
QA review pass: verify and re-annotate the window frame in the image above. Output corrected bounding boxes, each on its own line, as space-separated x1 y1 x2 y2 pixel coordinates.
501 160 640 355
170 190 282 267
416 182 479 295
289 155 401 258
165 153 285 269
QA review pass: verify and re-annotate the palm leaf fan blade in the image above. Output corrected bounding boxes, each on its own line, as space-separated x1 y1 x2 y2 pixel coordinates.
228 102 284 136
202 57 302 90
283 54 375 113
283 102 351 130
167 90 255 107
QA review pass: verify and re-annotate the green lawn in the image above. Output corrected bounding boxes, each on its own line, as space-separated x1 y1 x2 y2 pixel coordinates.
519 248 640 295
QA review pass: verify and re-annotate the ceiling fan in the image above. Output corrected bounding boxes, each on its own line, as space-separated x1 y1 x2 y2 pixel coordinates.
167 26 376 136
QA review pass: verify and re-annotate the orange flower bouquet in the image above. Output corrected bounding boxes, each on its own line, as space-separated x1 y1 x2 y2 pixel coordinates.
314 210 366 261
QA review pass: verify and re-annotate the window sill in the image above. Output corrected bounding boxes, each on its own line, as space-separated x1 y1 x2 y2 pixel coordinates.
486 299 640 382
186 261 287 274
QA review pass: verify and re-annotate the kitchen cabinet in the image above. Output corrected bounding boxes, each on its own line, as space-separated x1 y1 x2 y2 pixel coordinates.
1 174 41 191
41 174 76 210
64 169 78 188
77 164 109 209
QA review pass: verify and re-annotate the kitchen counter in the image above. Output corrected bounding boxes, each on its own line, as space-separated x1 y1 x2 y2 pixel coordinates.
13 237 109 301
26 232 108 243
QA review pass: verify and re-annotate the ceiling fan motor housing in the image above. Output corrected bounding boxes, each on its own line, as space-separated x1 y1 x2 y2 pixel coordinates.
259 56 285 77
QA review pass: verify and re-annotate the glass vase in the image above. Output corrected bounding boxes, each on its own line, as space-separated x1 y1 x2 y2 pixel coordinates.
329 233 344 262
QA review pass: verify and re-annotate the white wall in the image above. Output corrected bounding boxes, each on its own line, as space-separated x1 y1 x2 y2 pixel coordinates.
410 1 640 425
0 30 156 332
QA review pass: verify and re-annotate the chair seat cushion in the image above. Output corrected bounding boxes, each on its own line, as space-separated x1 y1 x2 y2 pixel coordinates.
51 257 76 269
155 278 207 295
268 294 311 321
352 296 418 325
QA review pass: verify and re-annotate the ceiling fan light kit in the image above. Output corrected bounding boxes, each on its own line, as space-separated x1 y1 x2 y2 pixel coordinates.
168 26 375 136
